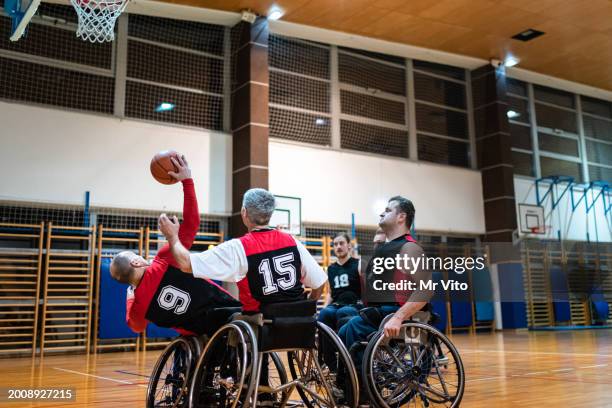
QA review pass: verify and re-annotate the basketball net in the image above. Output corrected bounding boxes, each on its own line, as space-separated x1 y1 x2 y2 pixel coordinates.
70 0 129 42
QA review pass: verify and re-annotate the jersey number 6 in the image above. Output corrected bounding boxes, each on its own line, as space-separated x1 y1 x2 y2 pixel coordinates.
259 253 297 295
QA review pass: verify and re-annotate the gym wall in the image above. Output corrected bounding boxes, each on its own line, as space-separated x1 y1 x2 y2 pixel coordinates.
0 100 486 234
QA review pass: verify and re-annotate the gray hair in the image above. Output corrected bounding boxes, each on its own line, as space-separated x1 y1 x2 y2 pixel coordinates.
242 188 276 226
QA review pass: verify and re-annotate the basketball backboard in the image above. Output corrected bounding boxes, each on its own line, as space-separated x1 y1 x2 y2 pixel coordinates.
4 0 41 41
518 203 546 235
270 195 302 236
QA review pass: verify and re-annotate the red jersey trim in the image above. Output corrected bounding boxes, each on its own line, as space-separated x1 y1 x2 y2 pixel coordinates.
239 229 297 256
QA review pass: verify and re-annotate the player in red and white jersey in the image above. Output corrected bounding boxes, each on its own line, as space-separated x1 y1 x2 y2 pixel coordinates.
158 188 327 312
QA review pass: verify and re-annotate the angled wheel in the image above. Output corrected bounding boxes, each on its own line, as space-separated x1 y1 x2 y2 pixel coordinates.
147 337 193 408
362 322 465 408
189 323 255 408
287 322 359 408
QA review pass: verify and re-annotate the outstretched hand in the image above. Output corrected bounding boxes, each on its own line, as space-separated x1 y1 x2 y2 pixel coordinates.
168 154 191 181
158 213 180 243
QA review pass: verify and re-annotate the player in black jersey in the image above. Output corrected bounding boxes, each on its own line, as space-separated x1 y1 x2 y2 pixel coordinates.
317 233 362 330
339 196 433 347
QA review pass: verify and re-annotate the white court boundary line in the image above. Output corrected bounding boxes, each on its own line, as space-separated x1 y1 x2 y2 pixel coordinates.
461 349 612 358
53 367 148 388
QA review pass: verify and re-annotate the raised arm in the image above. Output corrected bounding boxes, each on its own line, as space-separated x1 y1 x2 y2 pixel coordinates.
156 155 200 265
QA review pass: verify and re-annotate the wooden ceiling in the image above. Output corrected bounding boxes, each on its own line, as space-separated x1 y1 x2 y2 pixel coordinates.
161 0 612 92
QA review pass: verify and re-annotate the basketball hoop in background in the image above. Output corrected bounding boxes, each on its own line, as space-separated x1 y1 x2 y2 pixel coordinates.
70 0 128 42
530 225 546 235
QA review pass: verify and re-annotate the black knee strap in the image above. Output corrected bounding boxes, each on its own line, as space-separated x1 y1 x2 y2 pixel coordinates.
359 307 383 328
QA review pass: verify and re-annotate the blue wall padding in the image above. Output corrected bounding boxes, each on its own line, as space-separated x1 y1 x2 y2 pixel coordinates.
475 302 494 321
146 323 178 338
99 257 138 339
550 267 571 322
497 263 527 329
591 290 609 322
449 271 472 327
430 272 447 332
451 302 472 327
472 268 494 321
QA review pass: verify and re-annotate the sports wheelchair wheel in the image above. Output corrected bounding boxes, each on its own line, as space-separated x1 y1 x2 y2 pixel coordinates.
146 337 193 408
362 322 464 408
287 322 359 408
189 322 255 408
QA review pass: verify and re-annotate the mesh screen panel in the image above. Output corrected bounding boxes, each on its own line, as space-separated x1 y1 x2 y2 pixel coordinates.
340 120 408 158
0 17 112 69
125 81 222 129
506 78 527 97
581 96 612 118
0 203 84 226
0 57 114 113
269 35 329 79
507 95 530 124
127 40 223 93
538 133 579 157
510 123 532 150
588 165 612 182
413 60 465 80
340 90 405 125
338 52 405 95
128 14 224 55
270 71 330 112
417 134 469 167
270 107 331 145
414 72 466 109
540 156 582 182
534 85 575 108
535 103 577 133
585 140 612 165
512 151 534 177
415 103 468 139
583 115 612 142
338 46 405 65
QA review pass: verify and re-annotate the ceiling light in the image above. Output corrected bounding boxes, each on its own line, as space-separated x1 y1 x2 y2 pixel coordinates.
507 110 520 119
268 7 283 21
155 102 175 112
504 56 520 67
315 118 326 125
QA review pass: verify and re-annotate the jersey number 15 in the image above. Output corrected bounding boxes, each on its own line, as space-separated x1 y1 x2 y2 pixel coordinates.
259 253 297 295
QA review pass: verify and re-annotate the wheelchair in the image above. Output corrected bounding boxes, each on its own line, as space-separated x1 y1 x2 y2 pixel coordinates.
146 306 245 408
358 309 465 408
188 299 359 408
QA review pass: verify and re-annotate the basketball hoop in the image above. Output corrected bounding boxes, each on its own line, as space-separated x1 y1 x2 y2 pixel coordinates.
529 225 547 235
70 0 128 43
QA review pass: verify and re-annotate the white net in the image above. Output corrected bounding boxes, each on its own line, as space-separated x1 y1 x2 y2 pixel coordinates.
70 0 128 43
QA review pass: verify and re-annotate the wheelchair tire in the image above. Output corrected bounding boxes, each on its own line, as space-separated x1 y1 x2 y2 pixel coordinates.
287 321 359 408
188 323 254 408
146 337 193 408
362 322 465 408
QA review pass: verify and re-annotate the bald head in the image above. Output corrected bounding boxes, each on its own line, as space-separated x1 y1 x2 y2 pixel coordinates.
110 251 148 285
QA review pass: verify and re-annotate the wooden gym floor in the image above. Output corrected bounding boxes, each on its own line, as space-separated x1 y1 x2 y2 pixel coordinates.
2 329 612 407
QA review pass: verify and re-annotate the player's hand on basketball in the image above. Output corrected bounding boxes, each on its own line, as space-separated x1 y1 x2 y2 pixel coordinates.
168 155 191 181
158 213 180 242
383 315 403 338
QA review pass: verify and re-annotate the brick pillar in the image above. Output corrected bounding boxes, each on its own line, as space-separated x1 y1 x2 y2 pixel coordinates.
471 65 517 242
230 18 270 236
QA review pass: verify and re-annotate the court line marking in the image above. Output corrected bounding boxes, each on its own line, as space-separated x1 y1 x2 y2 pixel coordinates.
53 367 148 388
580 364 608 369
461 348 612 358
465 375 506 382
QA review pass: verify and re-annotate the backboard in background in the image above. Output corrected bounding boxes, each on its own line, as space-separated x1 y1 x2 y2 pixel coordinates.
270 195 302 236
518 203 546 234
4 0 41 41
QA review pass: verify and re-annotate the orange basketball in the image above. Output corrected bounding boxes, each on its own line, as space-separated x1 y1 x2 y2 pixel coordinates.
150 150 180 185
